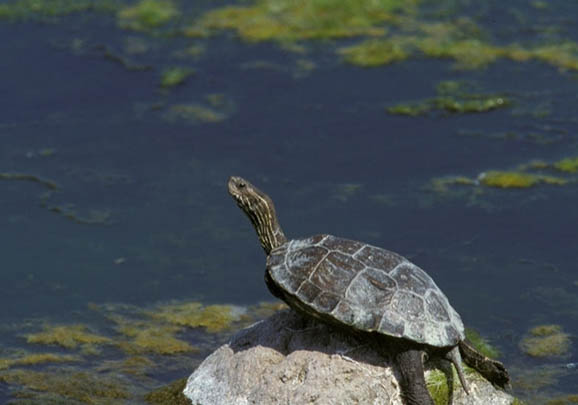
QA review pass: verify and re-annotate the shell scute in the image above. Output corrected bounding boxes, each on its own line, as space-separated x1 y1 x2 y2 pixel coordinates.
320 235 365 254
345 268 397 309
310 252 362 296
297 280 322 303
425 290 451 323
379 310 405 336
391 291 426 322
314 292 341 313
390 263 432 296
286 245 327 279
353 245 403 271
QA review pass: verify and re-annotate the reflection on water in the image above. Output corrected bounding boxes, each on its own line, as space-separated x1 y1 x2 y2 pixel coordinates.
0 0 577 403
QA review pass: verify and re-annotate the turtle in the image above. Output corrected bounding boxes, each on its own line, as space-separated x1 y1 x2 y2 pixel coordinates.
228 176 509 405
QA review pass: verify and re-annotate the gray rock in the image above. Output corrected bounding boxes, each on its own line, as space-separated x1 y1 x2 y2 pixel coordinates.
184 310 514 405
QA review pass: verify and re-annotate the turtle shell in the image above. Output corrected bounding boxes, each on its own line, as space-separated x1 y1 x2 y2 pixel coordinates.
266 234 465 348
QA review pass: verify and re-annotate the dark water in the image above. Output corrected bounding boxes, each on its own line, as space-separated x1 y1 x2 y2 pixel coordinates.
0 1 577 403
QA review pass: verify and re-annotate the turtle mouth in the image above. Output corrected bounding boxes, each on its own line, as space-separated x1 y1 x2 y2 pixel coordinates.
228 176 245 200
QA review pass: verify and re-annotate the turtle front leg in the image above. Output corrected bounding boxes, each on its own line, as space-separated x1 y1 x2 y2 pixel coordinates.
395 348 435 405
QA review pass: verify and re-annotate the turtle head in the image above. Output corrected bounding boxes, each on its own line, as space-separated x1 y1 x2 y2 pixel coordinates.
228 176 287 255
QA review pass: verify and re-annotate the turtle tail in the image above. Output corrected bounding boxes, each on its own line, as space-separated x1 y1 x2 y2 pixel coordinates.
458 340 510 389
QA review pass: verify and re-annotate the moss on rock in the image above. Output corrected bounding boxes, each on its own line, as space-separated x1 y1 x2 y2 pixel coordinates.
465 328 501 359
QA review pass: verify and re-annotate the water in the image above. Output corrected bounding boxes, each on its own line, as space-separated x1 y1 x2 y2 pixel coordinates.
0 1 577 403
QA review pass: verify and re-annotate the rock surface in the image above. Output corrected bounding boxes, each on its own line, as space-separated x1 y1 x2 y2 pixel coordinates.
184 310 514 405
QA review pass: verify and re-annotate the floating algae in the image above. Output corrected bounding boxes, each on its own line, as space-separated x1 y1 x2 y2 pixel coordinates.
0 0 117 20
520 324 571 358
26 324 111 350
113 318 196 355
160 66 195 88
0 172 58 190
117 0 178 32
0 369 131 403
429 152 576 196
338 38 409 67
194 0 415 42
150 302 244 333
553 157 578 173
478 171 566 189
387 80 510 116
0 353 80 370
546 395 578 405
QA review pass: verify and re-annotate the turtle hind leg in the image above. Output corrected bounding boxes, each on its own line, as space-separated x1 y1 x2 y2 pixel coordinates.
395 348 435 405
458 340 510 389
445 345 469 395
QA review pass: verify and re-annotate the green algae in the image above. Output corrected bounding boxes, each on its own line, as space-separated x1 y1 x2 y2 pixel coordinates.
338 38 409 67
388 80 510 116
97 355 156 378
0 353 80 370
160 67 195 88
553 157 578 173
164 103 228 124
117 0 178 32
478 171 566 189
150 302 241 333
546 395 578 405
0 0 117 20
430 176 477 194
144 378 189 405
520 324 571 358
26 324 111 350
0 172 59 190
195 0 416 42
114 318 195 355
0 369 131 403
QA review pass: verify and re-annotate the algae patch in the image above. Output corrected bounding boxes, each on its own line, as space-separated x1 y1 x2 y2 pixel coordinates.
160 66 195 88
519 324 571 358
26 324 111 350
478 171 565 189
150 302 244 333
387 80 510 116
195 0 416 42
339 39 409 67
118 0 178 31
429 153 576 197
0 353 80 370
0 0 118 20
115 319 195 355
163 94 235 124
553 157 578 173
0 369 131 403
